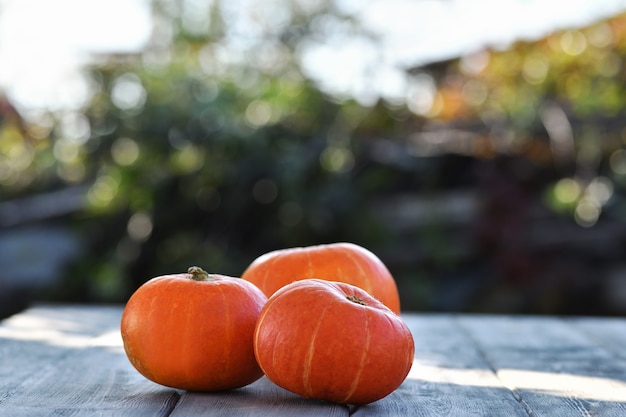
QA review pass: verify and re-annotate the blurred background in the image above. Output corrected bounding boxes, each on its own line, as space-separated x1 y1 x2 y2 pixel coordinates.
2 0 626 318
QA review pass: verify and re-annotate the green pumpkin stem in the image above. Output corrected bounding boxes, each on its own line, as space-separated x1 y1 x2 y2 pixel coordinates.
187 266 216 281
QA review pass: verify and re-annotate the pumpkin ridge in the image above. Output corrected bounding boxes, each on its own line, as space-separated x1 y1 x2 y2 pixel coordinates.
217 283 232 382
341 306 371 403
254 298 282 375
182 293 195 386
342 248 370 292
302 302 331 397
259 254 274 293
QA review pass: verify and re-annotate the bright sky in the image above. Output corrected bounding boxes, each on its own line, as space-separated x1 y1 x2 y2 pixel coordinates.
1 0 626 110
0 0 151 110
302 0 626 104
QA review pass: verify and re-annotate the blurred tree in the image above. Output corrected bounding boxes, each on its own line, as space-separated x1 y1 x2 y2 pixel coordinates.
4 2 626 315
43 0 406 301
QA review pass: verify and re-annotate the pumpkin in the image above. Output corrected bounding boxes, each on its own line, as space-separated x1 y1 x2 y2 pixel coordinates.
253 279 414 405
120 266 267 391
242 242 401 314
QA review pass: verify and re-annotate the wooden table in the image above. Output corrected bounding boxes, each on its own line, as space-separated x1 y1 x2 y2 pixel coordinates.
1 305 625 416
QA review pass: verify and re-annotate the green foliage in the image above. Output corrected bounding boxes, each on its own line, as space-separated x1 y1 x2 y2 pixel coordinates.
4 5 626 315
52 17 401 299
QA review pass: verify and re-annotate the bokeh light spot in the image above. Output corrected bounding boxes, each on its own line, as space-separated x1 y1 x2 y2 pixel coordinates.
57 162 86 183
460 50 490 75
111 72 146 112
575 198 600 227
59 112 91 144
586 176 613 206
586 22 613 48
320 146 354 173
170 145 204 174
462 79 488 106
522 56 549 85
560 30 587 56
111 137 140 166
87 174 120 208
407 73 436 116
245 100 273 127
53 139 80 163
127 211 153 241
609 149 626 175
554 178 581 204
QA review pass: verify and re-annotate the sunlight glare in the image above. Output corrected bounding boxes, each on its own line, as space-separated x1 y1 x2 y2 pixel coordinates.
408 361 499 388
0 0 151 110
498 369 626 402
408 361 626 402
0 315 95 348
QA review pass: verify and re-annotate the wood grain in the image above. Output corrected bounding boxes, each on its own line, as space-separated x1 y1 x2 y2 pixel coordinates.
2 306 626 416
172 377 349 417
572 317 626 361
458 315 626 417
0 305 180 417
354 315 529 417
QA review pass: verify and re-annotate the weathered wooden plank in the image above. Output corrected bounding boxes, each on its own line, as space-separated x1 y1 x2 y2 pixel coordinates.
0 305 347 416
172 377 349 417
458 316 626 417
3 306 626 417
0 305 122 398
572 317 626 361
353 314 529 417
0 305 180 417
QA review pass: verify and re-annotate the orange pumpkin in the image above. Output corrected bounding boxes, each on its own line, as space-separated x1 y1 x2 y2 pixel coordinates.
242 243 401 314
120 266 267 391
254 279 414 405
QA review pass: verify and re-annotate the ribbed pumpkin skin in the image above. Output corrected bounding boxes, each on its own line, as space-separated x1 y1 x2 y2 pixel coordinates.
253 279 414 405
121 270 267 391
242 243 401 314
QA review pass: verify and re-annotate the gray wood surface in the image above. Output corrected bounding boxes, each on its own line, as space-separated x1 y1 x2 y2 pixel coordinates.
458 316 626 417
1 305 626 416
0 305 179 416
355 315 529 417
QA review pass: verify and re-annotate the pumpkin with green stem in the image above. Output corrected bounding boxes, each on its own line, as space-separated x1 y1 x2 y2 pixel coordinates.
121 266 267 391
